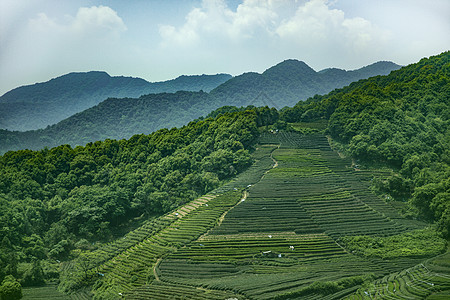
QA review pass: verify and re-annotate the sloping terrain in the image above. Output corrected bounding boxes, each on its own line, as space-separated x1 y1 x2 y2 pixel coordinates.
60 132 448 299
0 72 232 131
0 60 400 153
209 60 400 109
4 52 448 300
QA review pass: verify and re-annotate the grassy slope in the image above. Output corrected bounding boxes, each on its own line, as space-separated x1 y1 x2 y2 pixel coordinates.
54 131 448 299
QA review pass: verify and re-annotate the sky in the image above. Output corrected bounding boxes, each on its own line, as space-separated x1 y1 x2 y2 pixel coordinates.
1 0 449 96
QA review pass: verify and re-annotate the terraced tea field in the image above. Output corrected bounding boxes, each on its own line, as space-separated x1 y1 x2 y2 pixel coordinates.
60 145 277 298
66 132 448 299
346 251 450 299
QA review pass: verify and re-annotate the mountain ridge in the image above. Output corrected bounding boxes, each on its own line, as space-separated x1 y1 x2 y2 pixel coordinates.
0 72 232 131
0 59 401 152
0 52 448 299
208 60 401 108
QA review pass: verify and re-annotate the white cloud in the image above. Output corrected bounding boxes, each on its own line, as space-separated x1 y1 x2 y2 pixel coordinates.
157 0 392 70
276 0 391 55
28 5 126 40
0 5 127 96
24 5 127 70
71 6 127 37
158 0 284 46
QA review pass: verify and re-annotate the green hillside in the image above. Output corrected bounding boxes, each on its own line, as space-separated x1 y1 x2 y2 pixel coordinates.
0 72 232 131
0 107 278 294
0 60 400 153
0 91 211 150
60 132 448 299
282 51 450 239
0 52 448 299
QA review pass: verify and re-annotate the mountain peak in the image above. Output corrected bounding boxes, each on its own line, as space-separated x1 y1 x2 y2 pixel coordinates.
263 59 316 77
351 61 402 77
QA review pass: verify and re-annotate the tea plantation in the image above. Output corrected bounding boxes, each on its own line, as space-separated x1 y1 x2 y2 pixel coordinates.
60 132 448 299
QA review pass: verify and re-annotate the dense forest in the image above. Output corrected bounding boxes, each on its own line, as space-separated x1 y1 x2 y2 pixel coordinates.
0 60 400 154
0 72 232 131
281 51 450 238
0 107 278 289
0 52 448 299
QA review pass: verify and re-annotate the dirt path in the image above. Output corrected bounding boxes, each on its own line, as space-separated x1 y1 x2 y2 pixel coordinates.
271 146 279 168
199 146 280 240
260 145 279 180
153 257 162 281
197 191 247 240
218 191 247 227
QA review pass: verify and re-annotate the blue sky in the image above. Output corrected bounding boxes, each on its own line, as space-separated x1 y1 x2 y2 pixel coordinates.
1 0 449 95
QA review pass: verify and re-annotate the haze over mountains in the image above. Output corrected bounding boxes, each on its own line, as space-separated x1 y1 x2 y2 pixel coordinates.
209 60 400 108
0 72 232 131
0 59 401 153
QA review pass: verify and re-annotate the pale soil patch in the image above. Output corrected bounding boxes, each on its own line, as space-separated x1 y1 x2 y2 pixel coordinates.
197 191 248 241
165 194 217 219
200 232 328 241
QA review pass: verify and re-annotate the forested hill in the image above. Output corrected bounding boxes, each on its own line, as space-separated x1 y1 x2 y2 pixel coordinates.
0 107 278 288
1 91 211 150
0 72 232 131
208 60 401 108
0 52 449 298
0 60 400 153
282 51 450 237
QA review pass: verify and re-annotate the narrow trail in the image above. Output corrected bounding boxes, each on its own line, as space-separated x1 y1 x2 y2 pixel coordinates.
199 144 280 240
271 145 279 168
260 144 279 180
198 191 247 241
217 191 247 227
152 146 282 280
153 258 162 281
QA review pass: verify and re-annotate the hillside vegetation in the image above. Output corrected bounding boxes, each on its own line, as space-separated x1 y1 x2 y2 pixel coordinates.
282 51 450 238
0 72 232 131
0 52 448 299
1 91 211 149
0 107 278 291
64 133 448 299
0 60 400 153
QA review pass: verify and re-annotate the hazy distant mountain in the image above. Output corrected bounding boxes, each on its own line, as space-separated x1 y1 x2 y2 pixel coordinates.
0 60 401 153
208 60 401 108
0 72 232 131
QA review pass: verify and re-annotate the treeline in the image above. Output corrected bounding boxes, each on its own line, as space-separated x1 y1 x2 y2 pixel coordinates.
0 60 400 154
281 51 450 237
0 107 278 286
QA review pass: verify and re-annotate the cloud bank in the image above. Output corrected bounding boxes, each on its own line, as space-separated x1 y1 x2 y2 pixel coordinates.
0 5 127 95
0 0 448 95
157 0 391 70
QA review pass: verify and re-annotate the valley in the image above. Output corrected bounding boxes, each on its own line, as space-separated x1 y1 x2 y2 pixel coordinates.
2 1 449 299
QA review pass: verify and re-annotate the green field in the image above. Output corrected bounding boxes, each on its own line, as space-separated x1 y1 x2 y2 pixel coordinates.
22 286 70 300
52 132 448 299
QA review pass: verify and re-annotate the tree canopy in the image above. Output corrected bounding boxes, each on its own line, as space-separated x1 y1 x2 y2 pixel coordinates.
0 106 278 285
281 51 450 237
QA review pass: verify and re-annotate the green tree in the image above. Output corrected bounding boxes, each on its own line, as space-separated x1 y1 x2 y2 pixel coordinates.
0 275 22 300
22 259 45 287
